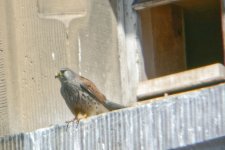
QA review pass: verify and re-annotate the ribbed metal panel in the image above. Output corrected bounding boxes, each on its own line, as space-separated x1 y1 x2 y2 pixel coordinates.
1 84 225 150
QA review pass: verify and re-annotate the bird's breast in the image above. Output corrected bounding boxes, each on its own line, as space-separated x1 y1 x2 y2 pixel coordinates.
60 82 108 117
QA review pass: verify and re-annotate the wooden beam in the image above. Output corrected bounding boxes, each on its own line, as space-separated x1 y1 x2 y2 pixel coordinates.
137 63 225 99
133 0 180 11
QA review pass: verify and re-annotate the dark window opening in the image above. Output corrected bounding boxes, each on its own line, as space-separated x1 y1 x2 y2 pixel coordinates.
135 0 223 79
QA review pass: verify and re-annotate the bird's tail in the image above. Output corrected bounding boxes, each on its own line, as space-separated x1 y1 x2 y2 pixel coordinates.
103 100 125 111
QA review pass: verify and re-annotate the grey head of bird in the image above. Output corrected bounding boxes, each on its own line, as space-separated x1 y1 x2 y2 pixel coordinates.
55 68 79 83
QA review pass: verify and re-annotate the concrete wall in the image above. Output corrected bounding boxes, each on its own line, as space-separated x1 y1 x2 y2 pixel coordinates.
0 0 9 136
0 0 143 136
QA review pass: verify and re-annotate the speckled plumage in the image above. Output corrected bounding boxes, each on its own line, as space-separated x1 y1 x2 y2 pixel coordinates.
55 68 124 121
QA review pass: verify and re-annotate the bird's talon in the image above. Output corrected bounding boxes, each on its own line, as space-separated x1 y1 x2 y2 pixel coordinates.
65 118 77 130
75 119 81 128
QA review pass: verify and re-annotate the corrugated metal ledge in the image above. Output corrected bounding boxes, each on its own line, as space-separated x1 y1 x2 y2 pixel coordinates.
1 83 225 150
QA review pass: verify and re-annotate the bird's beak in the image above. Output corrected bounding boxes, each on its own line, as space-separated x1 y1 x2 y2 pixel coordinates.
55 72 62 79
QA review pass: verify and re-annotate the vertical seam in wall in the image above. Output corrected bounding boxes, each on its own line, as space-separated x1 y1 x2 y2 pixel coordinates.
116 0 129 104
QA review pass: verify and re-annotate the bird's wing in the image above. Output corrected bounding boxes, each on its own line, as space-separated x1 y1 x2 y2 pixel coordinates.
79 76 107 104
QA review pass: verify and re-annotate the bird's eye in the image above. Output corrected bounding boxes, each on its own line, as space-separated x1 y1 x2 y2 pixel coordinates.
61 70 66 74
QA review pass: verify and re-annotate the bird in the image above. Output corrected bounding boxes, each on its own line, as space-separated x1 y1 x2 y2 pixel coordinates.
55 68 125 124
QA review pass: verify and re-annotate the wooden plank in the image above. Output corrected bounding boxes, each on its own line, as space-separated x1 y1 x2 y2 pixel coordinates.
139 8 156 78
139 5 186 78
133 0 180 10
151 5 186 76
137 63 225 99
133 0 217 11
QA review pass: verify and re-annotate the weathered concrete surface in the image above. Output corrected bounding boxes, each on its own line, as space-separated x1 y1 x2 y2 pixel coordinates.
115 0 144 104
1 83 225 150
0 0 9 136
0 0 134 136
137 63 225 99
37 0 87 17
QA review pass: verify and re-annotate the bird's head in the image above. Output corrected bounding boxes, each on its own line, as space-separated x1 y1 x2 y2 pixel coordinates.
55 68 78 82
